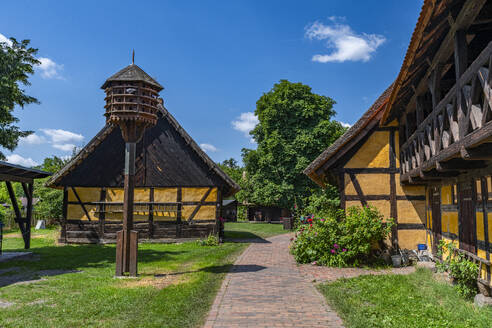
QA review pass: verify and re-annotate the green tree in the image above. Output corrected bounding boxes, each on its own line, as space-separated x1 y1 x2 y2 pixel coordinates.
0 37 40 159
243 80 346 210
33 156 70 221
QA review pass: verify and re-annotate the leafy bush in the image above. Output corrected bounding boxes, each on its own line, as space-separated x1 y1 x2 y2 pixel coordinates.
0 205 6 225
291 205 393 267
199 234 219 246
437 241 479 299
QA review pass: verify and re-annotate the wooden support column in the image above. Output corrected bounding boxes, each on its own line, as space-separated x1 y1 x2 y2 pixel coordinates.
23 182 33 249
5 181 29 249
61 187 68 243
99 188 106 239
216 188 223 238
176 187 182 238
148 188 154 239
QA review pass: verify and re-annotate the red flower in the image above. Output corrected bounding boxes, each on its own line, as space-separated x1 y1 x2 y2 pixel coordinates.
307 218 313 223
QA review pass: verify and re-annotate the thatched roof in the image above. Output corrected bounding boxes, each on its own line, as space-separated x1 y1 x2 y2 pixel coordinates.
47 103 240 196
304 84 394 187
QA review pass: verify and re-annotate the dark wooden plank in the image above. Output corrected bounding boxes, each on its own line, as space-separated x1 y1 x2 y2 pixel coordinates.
129 230 138 276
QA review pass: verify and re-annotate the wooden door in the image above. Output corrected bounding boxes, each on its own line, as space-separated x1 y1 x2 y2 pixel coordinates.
458 181 476 253
430 186 442 255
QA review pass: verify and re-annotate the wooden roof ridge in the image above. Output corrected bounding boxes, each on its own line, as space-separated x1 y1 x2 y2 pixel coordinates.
46 103 240 194
380 0 435 124
303 83 394 185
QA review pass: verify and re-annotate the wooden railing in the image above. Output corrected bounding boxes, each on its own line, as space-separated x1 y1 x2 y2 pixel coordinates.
400 42 492 181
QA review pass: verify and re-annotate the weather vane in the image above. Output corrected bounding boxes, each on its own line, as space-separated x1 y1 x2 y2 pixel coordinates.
132 49 135 65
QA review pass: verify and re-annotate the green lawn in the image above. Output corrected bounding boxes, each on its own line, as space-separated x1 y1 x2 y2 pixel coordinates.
224 222 289 240
0 228 247 328
318 268 492 328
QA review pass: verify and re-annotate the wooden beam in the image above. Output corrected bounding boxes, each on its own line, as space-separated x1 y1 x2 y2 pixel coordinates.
0 173 33 184
188 187 212 221
461 144 492 160
436 159 487 171
71 187 92 221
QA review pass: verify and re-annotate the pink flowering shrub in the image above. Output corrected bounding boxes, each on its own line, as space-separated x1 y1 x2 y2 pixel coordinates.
290 206 393 267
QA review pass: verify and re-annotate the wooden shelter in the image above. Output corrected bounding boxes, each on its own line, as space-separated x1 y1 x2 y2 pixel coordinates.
0 161 51 249
308 0 492 291
47 66 239 244
222 199 238 222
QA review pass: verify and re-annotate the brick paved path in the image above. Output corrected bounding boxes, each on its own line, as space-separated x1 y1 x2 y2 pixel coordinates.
204 234 344 328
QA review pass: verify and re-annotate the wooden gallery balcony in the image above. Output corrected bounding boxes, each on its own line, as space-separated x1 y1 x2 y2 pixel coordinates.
400 42 492 183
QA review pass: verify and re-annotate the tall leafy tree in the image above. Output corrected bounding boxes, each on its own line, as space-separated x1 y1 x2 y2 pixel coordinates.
243 80 346 209
33 156 70 221
0 37 40 159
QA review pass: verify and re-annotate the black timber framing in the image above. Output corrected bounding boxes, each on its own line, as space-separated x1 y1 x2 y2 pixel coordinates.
5 181 32 249
71 187 92 221
389 129 398 248
188 187 213 222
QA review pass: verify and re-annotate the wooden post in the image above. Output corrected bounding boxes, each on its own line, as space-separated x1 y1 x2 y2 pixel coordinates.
116 142 138 277
61 187 68 243
176 187 182 238
25 183 33 249
99 188 106 239
149 188 154 239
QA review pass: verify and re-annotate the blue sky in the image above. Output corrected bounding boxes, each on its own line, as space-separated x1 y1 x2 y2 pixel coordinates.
1 0 422 167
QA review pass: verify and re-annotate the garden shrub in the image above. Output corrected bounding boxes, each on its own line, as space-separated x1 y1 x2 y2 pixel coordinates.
437 240 479 299
199 234 220 246
291 205 393 267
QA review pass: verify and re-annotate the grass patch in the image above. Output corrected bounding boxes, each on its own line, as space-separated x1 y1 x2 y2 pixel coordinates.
318 268 492 328
0 228 247 328
224 222 289 240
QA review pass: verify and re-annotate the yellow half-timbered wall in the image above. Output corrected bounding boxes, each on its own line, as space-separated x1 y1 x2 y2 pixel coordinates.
67 187 219 222
341 122 426 249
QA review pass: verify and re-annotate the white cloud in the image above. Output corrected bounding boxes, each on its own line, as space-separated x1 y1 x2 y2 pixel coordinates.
200 143 218 153
39 128 84 152
305 20 385 63
232 112 258 142
340 122 352 128
1 33 64 80
52 143 76 152
20 133 46 145
37 57 64 79
0 33 12 47
41 129 84 144
6 154 39 167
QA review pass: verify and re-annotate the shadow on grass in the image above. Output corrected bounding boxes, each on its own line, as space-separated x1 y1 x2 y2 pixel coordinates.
154 263 267 277
0 244 185 274
222 231 270 243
